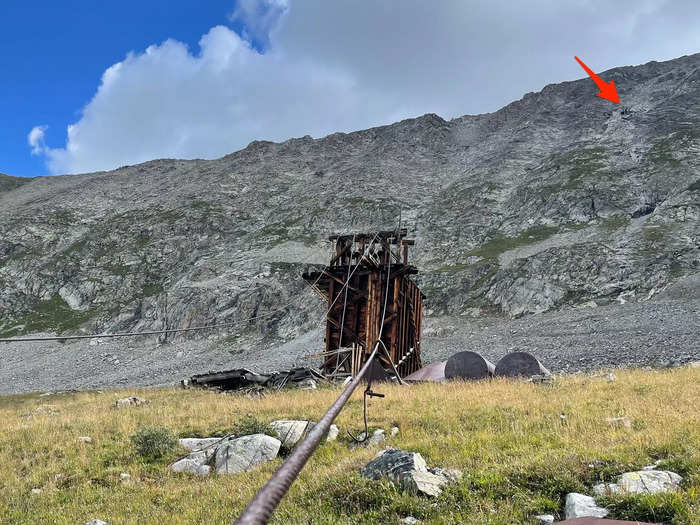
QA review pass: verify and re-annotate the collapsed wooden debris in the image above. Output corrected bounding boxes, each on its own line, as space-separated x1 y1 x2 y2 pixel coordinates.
182 367 325 391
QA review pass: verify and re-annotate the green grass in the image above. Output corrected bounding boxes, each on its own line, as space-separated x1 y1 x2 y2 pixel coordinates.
2 368 699 524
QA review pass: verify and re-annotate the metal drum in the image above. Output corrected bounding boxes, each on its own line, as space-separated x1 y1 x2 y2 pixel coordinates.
444 351 495 380
494 351 550 377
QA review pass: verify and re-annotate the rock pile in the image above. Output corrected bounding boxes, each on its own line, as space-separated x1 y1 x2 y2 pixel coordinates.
563 468 683 519
170 419 339 477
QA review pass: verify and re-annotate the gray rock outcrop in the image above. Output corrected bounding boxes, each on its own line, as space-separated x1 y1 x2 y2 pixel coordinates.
360 448 460 497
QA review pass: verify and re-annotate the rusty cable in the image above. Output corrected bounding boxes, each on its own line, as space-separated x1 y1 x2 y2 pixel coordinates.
233 342 380 525
235 232 401 523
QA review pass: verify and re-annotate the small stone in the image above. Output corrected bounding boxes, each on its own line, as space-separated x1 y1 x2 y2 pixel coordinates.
85 520 108 525
564 493 608 519
607 373 616 382
593 482 620 496
297 379 317 390
78 436 93 443
529 374 554 383
367 429 386 446
604 417 632 429
535 515 554 525
31 488 42 494
401 516 421 524
114 396 148 408
119 473 131 480
390 426 399 437
326 424 339 442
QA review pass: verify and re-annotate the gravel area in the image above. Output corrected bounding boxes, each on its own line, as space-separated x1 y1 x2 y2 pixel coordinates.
1 275 697 395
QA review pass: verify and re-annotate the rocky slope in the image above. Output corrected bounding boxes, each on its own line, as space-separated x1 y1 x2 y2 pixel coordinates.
1 53 699 392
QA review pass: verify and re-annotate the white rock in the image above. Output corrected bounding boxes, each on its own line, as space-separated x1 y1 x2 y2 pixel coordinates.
604 417 632 429
214 434 281 475
85 520 108 525
31 488 42 494
114 396 148 408
78 436 93 443
119 473 131 480
535 515 554 525
170 448 216 476
269 420 315 448
326 424 339 442
297 379 317 390
618 470 682 494
593 482 619 496
390 426 399 437
178 437 221 452
564 493 608 519
400 517 421 524
367 429 386 446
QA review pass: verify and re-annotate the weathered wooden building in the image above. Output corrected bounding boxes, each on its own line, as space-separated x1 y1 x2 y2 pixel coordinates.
303 230 423 380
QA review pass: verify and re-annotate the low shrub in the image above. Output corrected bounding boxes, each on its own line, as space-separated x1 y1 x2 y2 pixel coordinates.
130 426 177 460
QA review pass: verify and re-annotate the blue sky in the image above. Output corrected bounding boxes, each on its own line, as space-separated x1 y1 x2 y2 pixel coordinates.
3 1 700 178
1 1 252 177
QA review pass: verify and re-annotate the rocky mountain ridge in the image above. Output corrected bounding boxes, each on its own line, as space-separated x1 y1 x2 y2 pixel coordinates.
0 53 699 391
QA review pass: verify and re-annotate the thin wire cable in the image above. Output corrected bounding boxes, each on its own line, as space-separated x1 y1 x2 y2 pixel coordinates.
0 240 335 344
336 234 355 373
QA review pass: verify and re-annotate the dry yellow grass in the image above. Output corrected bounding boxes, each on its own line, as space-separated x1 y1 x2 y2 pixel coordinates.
1 367 699 524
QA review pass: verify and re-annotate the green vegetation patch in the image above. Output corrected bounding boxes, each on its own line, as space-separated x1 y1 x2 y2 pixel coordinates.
466 225 560 260
0 294 95 337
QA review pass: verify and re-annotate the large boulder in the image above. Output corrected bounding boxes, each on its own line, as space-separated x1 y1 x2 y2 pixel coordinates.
564 493 608 519
360 448 460 497
214 434 281 475
269 420 315 449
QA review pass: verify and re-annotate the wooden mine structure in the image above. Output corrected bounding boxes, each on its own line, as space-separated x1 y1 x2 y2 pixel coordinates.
303 229 424 381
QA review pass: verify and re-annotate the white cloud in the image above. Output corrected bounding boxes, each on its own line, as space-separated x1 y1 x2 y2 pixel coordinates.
228 0 289 48
28 125 48 155
31 0 700 175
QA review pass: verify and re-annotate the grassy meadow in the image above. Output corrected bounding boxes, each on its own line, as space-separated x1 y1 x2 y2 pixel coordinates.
1 367 700 524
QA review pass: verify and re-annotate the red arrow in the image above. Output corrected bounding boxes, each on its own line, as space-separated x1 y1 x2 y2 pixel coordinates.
574 56 620 104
